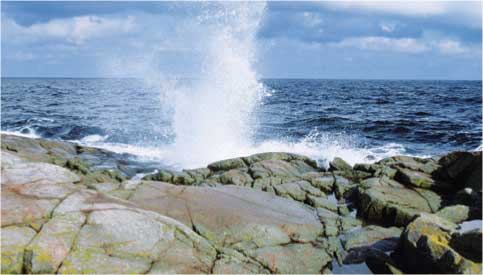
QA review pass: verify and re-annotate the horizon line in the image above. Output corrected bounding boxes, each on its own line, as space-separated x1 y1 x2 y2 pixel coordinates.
1 76 482 81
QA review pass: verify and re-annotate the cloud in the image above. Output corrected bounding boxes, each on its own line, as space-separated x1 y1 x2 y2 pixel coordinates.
329 36 429 53
324 2 446 16
434 39 468 55
8 51 36 61
323 1 482 28
3 15 136 45
327 35 475 56
380 22 395 33
323 1 480 17
321 0 482 29
298 11 323 27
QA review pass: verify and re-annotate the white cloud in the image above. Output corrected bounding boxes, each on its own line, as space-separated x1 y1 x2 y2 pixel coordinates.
380 22 395 33
328 35 475 56
323 1 482 28
4 15 136 45
324 1 447 16
329 36 429 53
8 51 36 61
434 39 468 55
298 11 323 27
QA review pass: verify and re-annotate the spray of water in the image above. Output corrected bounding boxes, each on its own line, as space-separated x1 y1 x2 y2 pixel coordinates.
89 2 414 169
164 2 268 167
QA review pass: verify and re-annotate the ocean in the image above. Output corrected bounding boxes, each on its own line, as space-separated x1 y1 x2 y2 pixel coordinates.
1 77 482 170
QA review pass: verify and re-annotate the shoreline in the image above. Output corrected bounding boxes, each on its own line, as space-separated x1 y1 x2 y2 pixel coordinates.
1 133 482 274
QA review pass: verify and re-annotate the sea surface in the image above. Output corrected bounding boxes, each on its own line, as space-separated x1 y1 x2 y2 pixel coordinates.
1 78 482 169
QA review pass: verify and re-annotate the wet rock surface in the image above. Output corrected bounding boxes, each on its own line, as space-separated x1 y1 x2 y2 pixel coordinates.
1 134 482 274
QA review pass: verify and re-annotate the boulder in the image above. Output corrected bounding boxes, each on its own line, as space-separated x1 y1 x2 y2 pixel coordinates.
329 157 353 174
342 225 402 264
397 213 481 274
450 228 482 263
365 249 403 274
436 205 471 224
359 186 435 226
307 194 338 212
208 157 247 171
304 173 334 193
219 168 253 186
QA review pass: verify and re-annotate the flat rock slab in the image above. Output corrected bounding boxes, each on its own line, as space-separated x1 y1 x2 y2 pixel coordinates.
1 188 59 227
1 151 80 186
359 186 435 226
128 181 323 248
1 226 38 273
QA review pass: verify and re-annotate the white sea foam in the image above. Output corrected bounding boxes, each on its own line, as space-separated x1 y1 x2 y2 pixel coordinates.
1 128 41 139
80 134 109 143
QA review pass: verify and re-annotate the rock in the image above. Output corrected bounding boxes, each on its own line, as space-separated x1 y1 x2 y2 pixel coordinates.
212 249 269 274
1 188 59 227
184 167 211 182
333 176 356 200
353 163 379 175
394 167 436 189
450 228 482 263
52 192 218 274
1 151 80 186
437 151 476 180
59 247 151 274
128 182 324 247
273 182 306 201
397 213 481 274
142 170 173 182
219 168 253 186
462 152 482 191
436 205 470 224
1 134 150 178
453 188 481 207
305 174 334 193
365 249 403 274
359 186 434 226
359 176 405 189
1 226 38 273
247 243 332 274
272 180 321 201
25 212 86 273
307 194 338 212
208 157 247 171
316 208 361 237
90 181 120 192
242 152 317 168
3 133 481 274
249 159 307 179
329 157 353 178
342 225 402 264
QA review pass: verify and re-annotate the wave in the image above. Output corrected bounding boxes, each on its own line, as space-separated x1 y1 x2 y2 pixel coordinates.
1 126 428 170
79 134 109 143
1 128 41 139
67 129 422 170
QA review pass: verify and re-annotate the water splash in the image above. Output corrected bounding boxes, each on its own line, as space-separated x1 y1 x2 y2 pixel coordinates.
165 2 268 167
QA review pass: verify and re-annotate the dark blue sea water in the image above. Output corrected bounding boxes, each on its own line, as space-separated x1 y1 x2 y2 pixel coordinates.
1 78 482 169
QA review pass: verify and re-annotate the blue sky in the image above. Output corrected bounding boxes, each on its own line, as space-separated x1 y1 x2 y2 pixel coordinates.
2 1 482 79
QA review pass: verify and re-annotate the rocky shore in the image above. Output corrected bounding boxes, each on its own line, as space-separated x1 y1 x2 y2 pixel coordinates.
1 133 482 274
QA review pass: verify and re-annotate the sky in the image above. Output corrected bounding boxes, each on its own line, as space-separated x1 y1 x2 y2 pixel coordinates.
1 1 482 80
